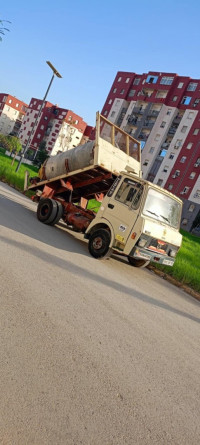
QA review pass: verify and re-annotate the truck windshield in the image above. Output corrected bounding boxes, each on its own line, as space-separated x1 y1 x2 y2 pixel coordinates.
143 188 181 229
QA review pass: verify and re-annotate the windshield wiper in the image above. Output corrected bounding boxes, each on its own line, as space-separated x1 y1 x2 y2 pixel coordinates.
146 210 159 218
160 214 170 223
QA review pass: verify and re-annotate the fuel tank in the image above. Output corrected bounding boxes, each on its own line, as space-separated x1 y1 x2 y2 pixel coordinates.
42 141 95 180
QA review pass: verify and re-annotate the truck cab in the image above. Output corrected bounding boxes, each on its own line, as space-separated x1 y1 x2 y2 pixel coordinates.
85 170 182 267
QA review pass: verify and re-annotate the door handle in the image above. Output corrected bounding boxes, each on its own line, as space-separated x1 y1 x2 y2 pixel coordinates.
108 203 114 209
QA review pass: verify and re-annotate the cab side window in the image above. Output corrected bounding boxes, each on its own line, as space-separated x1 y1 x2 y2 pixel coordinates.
115 178 143 209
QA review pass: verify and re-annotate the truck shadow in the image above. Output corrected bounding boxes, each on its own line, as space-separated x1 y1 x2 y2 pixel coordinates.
0 232 200 325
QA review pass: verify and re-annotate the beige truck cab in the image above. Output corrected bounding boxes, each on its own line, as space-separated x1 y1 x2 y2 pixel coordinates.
85 170 183 267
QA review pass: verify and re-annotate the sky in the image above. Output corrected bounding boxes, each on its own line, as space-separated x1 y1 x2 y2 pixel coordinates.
1 0 200 127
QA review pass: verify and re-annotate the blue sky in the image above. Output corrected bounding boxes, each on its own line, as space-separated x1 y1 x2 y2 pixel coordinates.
1 0 200 126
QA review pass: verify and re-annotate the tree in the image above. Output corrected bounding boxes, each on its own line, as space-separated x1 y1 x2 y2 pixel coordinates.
33 140 49 166
0 19 11 41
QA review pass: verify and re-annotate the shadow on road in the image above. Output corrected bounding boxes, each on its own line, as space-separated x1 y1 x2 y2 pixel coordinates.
0 232 200 325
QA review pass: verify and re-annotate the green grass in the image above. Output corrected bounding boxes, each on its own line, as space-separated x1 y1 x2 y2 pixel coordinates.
0 152 38 192
153 230 200 293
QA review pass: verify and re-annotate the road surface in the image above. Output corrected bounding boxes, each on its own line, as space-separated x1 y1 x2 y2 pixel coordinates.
0 182 200 445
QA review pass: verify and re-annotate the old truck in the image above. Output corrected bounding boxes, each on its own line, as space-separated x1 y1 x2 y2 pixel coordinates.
24 112 182 267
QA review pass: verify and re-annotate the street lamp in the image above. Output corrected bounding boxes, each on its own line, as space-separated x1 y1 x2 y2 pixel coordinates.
15 61 62 172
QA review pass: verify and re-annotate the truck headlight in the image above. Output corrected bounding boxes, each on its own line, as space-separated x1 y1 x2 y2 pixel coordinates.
138 238 147 247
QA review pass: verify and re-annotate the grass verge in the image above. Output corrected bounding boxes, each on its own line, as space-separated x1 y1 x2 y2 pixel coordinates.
0 152 38 193
150 230 200 295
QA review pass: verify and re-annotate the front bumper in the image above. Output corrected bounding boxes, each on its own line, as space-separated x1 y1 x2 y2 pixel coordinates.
130 246 175 267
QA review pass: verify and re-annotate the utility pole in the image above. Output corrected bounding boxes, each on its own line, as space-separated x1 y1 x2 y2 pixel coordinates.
15 61 62 173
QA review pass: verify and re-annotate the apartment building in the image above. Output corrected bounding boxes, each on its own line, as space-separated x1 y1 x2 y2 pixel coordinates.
0 93 28 136
18 98 88 157
101 71 200 233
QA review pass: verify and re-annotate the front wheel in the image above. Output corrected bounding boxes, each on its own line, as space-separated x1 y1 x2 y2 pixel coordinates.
128 257 150 268
88 229 111 259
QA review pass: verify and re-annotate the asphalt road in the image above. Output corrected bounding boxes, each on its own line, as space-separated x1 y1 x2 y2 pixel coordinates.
0 181 200 445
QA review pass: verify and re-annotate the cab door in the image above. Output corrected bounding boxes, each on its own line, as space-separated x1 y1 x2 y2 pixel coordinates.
101 177 144 247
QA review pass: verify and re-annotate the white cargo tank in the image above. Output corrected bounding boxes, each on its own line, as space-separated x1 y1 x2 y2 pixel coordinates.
43 141 95 180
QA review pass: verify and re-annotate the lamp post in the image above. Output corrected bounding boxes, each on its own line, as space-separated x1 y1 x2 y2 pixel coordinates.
15 61 62 173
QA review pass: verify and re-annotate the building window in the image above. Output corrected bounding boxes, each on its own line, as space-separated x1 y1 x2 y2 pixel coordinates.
160 121 166 128
172 96 178 102
103 110 108 116
143 159 149 166
157 179 163 186
146 75 158 84
16 103 19 108
108 99 112 104
194 190 200 198
181 125 187 133
188 112 194 119
155 134 160 141
149 147 154 153
178 82 184 88
181 186 190 195
44 116 48 121
167 109 172 115
193 128 199 135
74 120 79 124
187 82 198 91
193 98 200 107
125 77 130 83
174 139 182 148
113 88 117 93
180 156 187 163
182 218 188 225
186 142 193 149
37 134 41 139
181 96 191 105
168 184 173 190
188 204 195 212
133 78 140 85
34 101 37 105
169 153 175 159
163 165 169 173
174 170 180 177
194 157 200 167
40 125 44 130
160 76 174 85
117 77 122 82
189 172 196 179
120 89 125 94
8 99 12 104
111 111 115 117
128 89 136 97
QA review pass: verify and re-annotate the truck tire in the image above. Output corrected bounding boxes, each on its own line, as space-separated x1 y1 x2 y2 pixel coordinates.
37 198 58 225
50 201 63 225
88 229 111 259
128 256 150 268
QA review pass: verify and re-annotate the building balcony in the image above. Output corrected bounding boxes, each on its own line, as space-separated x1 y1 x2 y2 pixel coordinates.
127 116 142 125
168 127 177 135
147 109 160 117
142 120 155 128
131 107 145 114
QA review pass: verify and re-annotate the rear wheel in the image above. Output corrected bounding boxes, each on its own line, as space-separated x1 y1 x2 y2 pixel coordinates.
50 201 63 225
37 198 58 225
88 229 111 259
128 257 150 268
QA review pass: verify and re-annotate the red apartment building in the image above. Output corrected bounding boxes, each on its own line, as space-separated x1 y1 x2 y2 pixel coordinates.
101 71 200 233
0 94 28 136
18 98 90 157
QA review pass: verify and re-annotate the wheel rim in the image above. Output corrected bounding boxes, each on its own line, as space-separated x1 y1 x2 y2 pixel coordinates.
92 236 103 250
41 204 50 217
